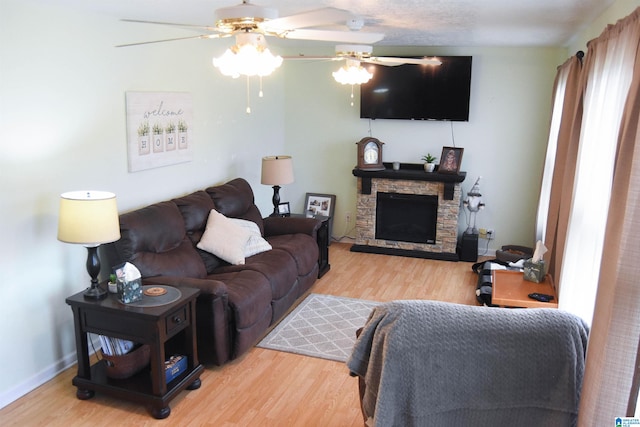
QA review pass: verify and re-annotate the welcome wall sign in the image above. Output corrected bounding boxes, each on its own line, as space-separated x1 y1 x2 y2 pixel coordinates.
125 91 193 172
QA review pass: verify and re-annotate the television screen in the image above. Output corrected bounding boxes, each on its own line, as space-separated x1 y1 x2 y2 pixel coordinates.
360 56 472 121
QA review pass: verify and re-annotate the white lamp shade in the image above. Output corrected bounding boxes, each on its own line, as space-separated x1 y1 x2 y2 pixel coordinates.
57 191 121 246
261 156 294 186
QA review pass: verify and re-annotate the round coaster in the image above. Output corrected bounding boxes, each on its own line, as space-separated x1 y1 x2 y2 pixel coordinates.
144 287 167 297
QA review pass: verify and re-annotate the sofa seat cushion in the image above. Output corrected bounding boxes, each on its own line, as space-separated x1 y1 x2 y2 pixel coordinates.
209 269 273 358
208 270 272 331
213 249 298 302
267 233 319 277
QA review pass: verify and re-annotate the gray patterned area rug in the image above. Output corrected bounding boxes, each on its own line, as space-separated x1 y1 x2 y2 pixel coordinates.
257 293 379 363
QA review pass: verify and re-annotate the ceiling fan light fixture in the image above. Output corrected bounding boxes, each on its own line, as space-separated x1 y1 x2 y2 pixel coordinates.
332 60 372 85
214 1 278 33
213 32 283 78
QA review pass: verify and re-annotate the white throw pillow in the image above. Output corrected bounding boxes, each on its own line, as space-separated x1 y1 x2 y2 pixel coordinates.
197 209 252 265
229 218 272 257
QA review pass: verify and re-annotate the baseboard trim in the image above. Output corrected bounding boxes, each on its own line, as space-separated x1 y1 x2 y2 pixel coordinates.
0 351 77 410
0 336 99 410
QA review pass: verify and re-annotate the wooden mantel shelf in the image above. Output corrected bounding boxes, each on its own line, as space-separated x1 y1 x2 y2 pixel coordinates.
352 163 466 200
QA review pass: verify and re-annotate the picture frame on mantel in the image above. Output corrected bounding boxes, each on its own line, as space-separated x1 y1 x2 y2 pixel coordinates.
304 193 336 243
439 146 464 174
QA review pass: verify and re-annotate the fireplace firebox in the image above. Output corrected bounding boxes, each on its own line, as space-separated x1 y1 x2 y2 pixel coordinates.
375 193 438 244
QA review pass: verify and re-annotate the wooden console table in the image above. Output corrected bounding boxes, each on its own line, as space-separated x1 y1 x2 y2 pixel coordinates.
492 270 558 308
66 285 203 419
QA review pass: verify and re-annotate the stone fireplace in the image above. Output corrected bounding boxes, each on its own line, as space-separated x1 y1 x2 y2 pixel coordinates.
352 163 466 260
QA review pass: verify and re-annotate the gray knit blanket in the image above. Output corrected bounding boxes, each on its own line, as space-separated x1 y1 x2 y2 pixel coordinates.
347 300 589 426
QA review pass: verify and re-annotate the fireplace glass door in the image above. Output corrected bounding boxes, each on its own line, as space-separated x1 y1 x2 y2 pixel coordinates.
375 192 438 244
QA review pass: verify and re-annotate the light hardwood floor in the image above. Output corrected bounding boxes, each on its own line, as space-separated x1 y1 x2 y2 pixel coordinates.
1 242 482 426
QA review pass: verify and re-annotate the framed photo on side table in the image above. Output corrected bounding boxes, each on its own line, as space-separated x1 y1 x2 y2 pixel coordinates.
304 193 336 244
277 202 291 217
439 146 464 173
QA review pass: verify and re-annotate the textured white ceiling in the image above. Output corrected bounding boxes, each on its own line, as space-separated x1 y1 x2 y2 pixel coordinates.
50 0 614 47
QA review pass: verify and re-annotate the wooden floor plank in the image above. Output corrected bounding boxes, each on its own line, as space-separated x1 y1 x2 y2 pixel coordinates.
0 242 481 426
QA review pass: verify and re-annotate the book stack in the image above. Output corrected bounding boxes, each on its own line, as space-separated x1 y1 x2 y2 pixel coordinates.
99 335 136 356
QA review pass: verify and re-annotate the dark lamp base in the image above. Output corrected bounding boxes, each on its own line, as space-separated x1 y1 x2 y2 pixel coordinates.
83 285 108 300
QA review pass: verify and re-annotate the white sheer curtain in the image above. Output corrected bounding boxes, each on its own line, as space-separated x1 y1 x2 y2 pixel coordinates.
535 64 572 242
558 23 640 325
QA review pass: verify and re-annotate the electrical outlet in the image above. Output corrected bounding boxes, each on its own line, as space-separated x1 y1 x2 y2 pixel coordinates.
487 229 494 239
346 211 351 223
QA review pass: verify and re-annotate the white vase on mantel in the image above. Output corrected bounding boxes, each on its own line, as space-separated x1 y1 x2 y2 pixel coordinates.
424 163 436 172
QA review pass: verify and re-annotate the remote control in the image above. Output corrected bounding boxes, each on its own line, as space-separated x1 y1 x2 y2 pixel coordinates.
528 293 554 302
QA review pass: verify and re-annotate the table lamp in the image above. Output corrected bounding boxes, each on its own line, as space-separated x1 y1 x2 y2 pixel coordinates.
261 155 294 217
57 191 121 299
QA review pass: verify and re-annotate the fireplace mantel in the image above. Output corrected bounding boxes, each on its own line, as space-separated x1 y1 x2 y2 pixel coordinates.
352 163 466 200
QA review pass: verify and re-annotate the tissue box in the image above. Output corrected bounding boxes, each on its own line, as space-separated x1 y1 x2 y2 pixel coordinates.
523 258 546 283
165 355 187 383
117 277 143 304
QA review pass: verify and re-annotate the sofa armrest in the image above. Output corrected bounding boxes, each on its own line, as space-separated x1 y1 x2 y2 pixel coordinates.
142 276 228 298
263 216 322 238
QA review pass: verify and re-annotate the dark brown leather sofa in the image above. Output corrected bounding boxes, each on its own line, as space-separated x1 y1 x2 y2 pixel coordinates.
103 178 321 365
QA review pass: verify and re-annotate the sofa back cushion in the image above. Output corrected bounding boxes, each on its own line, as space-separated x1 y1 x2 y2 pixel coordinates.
206 178 264 235
115 201 207 278
173 190 226 274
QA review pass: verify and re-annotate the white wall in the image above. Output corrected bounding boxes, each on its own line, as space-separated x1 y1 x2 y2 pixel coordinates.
568 0 640 53
281 46 565 247
0 0 286 407
2 0 632 409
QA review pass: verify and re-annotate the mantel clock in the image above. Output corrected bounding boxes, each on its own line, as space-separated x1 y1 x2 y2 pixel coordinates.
356 137 385 171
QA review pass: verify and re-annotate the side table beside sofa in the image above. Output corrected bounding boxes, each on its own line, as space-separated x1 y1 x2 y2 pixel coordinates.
66 286 203 419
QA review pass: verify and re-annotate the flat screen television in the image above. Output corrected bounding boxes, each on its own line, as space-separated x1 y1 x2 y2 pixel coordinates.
360 56 472 121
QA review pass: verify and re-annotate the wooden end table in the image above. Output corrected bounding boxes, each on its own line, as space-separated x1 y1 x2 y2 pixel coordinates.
66 285 204 419
491 270 558 308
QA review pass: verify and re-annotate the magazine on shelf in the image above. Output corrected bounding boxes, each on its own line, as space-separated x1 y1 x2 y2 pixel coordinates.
99 335 136 356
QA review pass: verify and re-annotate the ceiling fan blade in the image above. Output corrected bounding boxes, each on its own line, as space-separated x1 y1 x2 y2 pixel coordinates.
368 56 442 66
282 55 341 61
121 19 218 32
116 34 223 48
260 7 352 31
278 29 384 44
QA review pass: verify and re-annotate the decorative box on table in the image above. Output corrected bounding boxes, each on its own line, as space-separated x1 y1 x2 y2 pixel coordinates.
117 277 143 303
165 355 187 383
523 258 546 283
114 262 143 303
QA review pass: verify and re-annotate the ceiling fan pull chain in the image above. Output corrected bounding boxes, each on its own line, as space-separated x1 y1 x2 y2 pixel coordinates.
246 76 251 114
259 76 264 98
350 85 355 107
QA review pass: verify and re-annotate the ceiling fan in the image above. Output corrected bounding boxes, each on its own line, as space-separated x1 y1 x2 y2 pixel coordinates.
284 44 442 68
285 45 442 106
116 1 385 48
